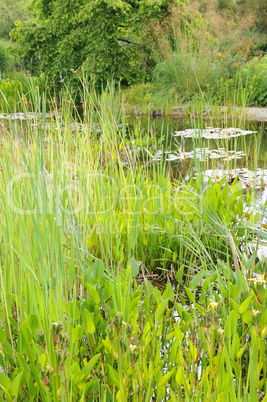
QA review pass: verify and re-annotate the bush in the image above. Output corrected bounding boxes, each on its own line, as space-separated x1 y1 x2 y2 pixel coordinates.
152 51 221 102
0 72 46 112
239 55 267 106
0 40 11 73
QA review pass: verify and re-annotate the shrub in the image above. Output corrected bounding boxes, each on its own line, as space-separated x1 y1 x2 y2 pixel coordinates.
239 55 267 106
0 40 10 73
152 51 221 102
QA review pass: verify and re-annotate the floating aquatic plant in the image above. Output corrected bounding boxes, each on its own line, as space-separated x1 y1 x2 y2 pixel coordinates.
173 127 257 139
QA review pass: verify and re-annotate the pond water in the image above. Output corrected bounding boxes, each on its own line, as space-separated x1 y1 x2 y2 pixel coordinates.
127 115 267 195
1 112 266 193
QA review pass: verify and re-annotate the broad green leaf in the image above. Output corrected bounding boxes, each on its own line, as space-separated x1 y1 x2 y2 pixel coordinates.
158 370 175 387
85 283 100 304
175 366 184 385
91 259 105 283
155 299 169 321
189 343 198 361
83 310 96 334
162 282 174 301
176 266 184 281
83 354 101 377
242 310 253 324
10 370 23 399
182 310 193 324
234 271 248 293
108 365 120 387
0 372 11 391
129 258 140 278
65 301 80 320
24 314 39 332
184 286 194 303
239 296 252 314
189 271 204 289
73 325 83 341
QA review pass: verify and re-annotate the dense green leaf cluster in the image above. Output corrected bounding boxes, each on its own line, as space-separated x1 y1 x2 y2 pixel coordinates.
12 0 175 88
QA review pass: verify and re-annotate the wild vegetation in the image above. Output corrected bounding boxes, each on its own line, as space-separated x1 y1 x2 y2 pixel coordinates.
0 0 267 400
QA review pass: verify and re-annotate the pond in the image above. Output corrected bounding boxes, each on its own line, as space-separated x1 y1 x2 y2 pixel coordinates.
126 115 267 198
1 112 266 196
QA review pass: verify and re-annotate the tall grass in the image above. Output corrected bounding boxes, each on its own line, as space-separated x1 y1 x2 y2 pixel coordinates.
152 50 220 102
0 82 266 400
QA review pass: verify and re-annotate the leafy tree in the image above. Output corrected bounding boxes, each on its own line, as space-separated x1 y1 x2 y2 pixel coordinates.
12 0 175 88
0 0 31 40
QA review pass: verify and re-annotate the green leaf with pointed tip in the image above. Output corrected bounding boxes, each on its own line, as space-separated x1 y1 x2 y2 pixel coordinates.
239 296 252 314
83 354 101 378
158 370 175 387
108 365 120 387
189 271 204 289
176 266 184 281
73 325 83 341
83 310 96 334
184 286 194 303
0 372 11 392
129 258 140 278
10 370 23 399
91 259 105 283
85 283 100 304
155 299 169 321
162 282 174 301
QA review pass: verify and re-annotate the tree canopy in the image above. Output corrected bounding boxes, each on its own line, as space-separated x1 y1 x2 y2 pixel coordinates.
12 0 176 87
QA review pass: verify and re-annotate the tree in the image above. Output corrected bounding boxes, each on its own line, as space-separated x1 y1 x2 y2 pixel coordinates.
0 0 31 40
12 0 174 88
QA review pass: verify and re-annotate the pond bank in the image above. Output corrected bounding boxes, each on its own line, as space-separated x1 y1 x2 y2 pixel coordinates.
170 105 267 122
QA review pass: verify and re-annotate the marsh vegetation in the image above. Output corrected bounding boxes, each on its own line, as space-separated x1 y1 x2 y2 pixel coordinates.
0 0 267 400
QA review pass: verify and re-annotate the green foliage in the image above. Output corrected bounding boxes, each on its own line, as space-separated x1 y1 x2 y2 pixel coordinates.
0 73 46 112
0 40 11 73
0 84 266 400
0 0 31 40
239 55 267 106
152 51 221 102
12 0 175 88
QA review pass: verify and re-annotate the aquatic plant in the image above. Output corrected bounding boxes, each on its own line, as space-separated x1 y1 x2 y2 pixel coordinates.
0 84 266 400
